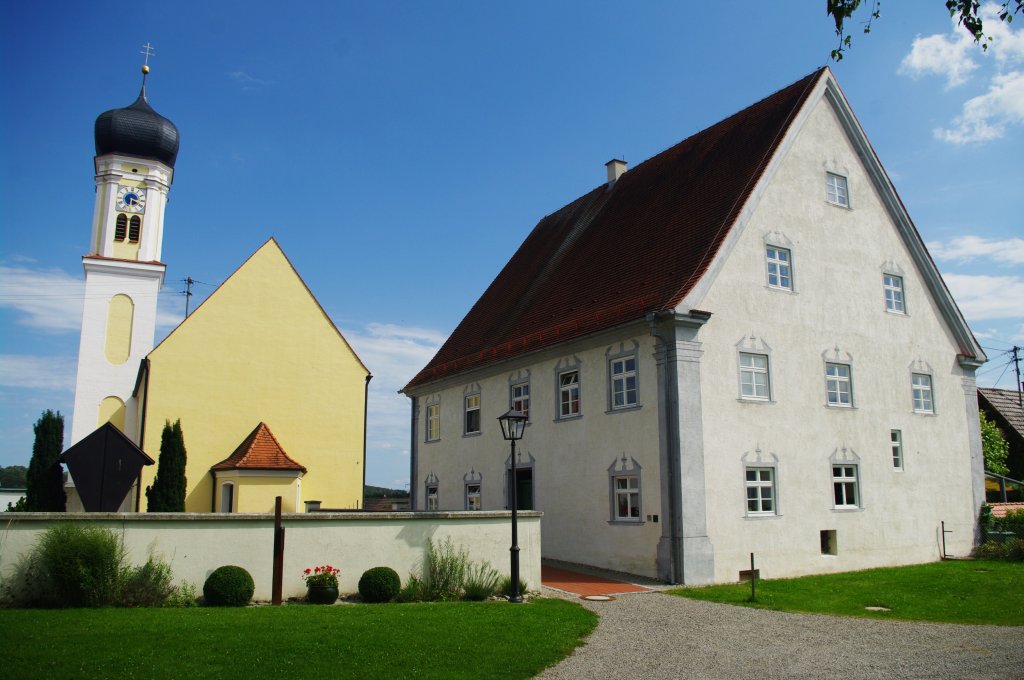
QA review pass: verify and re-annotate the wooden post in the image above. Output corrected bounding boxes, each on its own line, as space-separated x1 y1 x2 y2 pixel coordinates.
272 496 284 605
750 552 756 602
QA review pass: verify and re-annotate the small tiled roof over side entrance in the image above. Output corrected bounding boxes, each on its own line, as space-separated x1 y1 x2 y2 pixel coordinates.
405 68 824 390
210 422 307 472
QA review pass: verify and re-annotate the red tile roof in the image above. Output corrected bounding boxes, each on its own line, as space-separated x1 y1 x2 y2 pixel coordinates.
210 422 307 472
405 69 824 390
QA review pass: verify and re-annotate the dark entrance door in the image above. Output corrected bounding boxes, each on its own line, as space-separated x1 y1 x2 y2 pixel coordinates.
513 468 533 510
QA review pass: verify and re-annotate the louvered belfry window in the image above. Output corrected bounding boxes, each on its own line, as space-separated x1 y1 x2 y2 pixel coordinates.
114 214 128 241
128 215 142 243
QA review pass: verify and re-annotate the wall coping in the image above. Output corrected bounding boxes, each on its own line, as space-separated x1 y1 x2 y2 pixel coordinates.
2 511 544 523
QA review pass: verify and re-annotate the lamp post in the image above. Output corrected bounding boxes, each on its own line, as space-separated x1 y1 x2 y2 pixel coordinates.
497 408 528 603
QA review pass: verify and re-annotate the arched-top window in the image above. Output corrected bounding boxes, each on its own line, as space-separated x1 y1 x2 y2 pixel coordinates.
220 482 235 513
114 214 128 241
128 215 141 243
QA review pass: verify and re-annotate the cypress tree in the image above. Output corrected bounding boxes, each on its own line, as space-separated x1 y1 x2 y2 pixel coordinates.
26 410 66 511
146 419 188 511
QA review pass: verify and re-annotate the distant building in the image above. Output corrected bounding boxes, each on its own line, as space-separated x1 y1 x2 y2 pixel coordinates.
978 387 1024 482
403 68 986 584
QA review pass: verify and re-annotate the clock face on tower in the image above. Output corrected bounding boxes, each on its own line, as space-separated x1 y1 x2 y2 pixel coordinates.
116 185 147 213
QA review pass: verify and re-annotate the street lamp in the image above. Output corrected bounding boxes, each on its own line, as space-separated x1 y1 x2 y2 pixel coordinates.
497 408 528 603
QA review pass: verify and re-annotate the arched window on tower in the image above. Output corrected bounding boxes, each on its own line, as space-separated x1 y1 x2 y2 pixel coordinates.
114 214 128 241
128 215 141 243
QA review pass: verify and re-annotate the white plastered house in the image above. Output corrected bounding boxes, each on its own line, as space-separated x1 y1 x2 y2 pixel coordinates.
402 68 987 584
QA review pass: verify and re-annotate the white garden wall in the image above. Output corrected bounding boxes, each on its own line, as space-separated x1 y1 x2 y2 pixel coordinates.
0 511 542 601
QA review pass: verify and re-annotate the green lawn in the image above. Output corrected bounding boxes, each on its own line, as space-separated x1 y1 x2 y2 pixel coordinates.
669 560 1024 626
0 598 597 679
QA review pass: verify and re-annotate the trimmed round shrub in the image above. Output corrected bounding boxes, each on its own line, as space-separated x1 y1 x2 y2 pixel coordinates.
203 565 254 606
358 566 401 603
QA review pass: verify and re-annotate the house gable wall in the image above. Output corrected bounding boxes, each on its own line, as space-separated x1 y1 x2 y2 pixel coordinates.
140 241 369 512
688 94 978 581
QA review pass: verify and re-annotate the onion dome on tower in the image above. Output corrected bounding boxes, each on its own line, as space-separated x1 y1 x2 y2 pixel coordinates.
94 64 179 168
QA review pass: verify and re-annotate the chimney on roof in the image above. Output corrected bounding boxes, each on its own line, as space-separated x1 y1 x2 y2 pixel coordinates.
605 158 627 185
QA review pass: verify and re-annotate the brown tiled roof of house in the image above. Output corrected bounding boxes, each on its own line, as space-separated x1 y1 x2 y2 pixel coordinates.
979 388 1024 436
210 422 306 472
405 68 825 391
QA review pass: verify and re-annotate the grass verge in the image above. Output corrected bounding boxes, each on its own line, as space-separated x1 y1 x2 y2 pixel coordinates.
668 560 1023 626
0 598 596 679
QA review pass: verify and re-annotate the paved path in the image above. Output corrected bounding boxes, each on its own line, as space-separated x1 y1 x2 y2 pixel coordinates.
537 587 1024 679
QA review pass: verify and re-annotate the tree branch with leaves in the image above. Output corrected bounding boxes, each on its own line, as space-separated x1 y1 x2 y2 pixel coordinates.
827 0 1022 60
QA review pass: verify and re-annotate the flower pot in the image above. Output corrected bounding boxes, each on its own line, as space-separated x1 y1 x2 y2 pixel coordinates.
307 584 339 604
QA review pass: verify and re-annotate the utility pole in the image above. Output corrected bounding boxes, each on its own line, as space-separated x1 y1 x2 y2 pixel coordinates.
182 277 194 318
1013 345 1022 407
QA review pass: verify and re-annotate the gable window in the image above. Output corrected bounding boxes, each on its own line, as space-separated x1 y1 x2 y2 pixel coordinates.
891 429 903 469
825 363 852 407
558 370 580 418
745 467 776 515
114 214 128 241
510 381 530 419
826 172 849 207
832 465 859 508
884 274 905 313
464 393 481 435
425 403 440 442
426 484 439 510
610 356 638 409
128 215 142 243
912 373 934 413
608 456 642 522
465 483 481 510
739 352 771 401
765 246 792 290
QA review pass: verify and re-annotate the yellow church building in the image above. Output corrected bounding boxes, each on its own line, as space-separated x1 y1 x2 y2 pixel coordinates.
67 58 370 513
134 239 370 513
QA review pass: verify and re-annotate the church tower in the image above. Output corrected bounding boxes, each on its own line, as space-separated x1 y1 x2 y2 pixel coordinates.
70 54 179 446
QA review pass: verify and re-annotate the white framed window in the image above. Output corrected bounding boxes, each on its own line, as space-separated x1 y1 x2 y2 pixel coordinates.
610 356 638 409
613 476 641 520
464 393 481 434
891 429 903 469
739 352 771 401
426 403 440 442
511 382 530 419
219 481 235 513
884 274 906 313
558 370 580 418
766 246 792 290
608 456 642 523
832 465 859 508
825 363 852 407
826 172 849 207
912 373 934 413
745 467 776 515
465 483 481 510
426 485 439 511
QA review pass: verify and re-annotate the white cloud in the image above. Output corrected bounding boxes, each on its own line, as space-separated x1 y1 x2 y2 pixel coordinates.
339 320 447 484
227 71 270 91
0 354 76 392
900 5 1024 144
935 70 1024 143
899 31 979 88
0 264 83 332
943 272 1024 320
927 235 1024 265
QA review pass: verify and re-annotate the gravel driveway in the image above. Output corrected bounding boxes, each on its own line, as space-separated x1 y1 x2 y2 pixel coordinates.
537 588 1024 679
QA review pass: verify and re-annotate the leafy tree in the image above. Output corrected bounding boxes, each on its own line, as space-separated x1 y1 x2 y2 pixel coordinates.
980 410 1010 476
0 465 28 488
25 410 66 512
828 0 1023 60
146 420 187 512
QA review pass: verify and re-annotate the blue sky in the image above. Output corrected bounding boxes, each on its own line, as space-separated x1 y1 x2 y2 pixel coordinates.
1 2 1022 488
